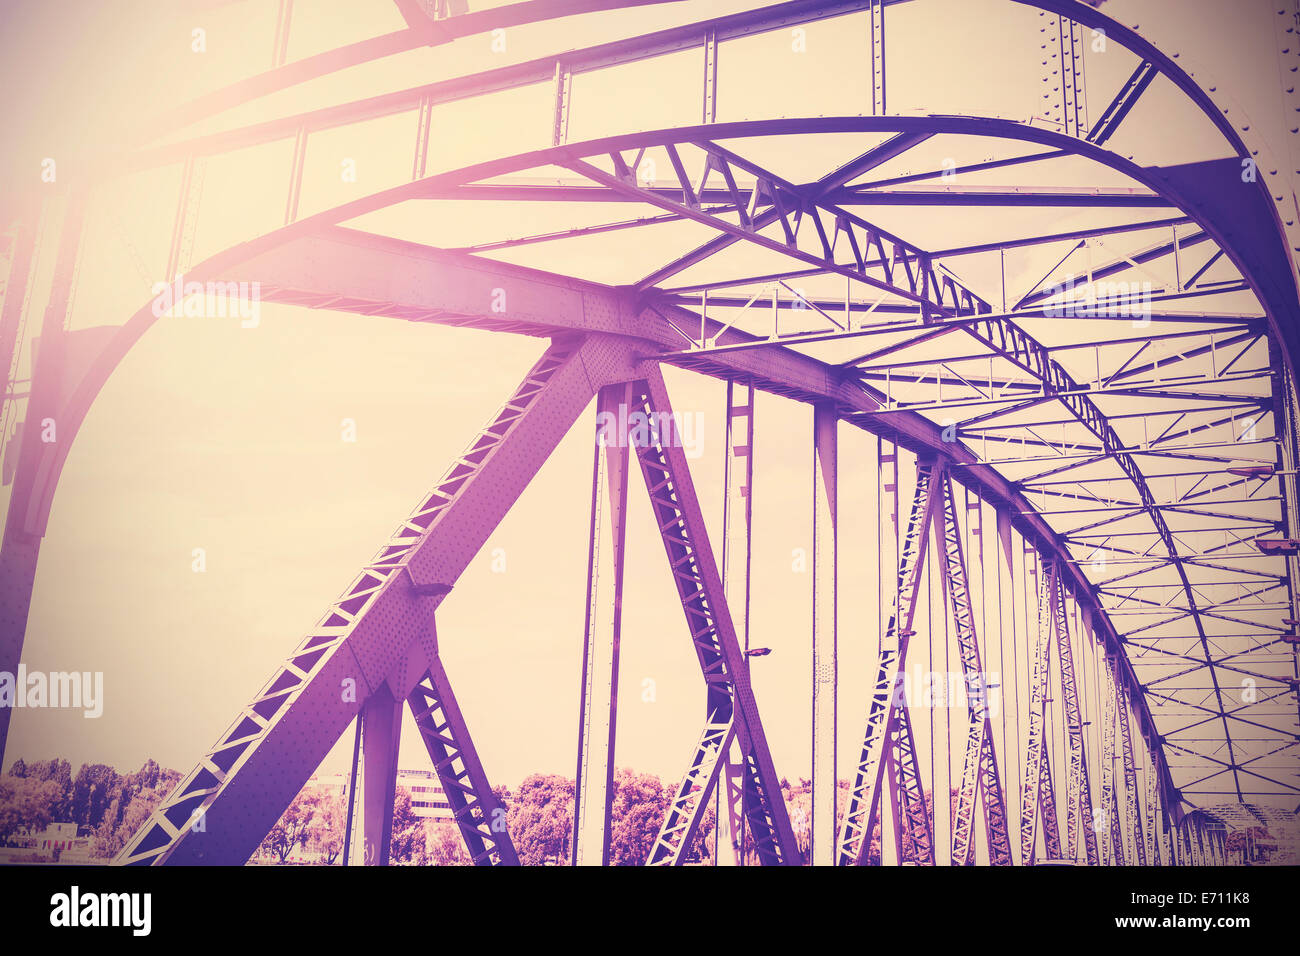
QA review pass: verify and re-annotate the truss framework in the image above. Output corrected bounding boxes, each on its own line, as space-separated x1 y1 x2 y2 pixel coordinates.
0 0 1292 870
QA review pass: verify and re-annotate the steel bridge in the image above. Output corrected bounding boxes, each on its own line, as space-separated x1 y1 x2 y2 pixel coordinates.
1 0 1298 866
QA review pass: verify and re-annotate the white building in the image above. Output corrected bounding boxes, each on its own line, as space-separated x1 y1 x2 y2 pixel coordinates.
306 769 456 823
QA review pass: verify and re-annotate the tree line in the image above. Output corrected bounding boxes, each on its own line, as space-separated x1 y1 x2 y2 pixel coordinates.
2 756 964 864
1 757 181 860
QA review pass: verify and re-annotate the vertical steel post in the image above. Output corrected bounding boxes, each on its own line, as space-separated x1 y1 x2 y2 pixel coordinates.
1050 565 1099 865
0 193 83 766
1114 669 1147 865
837 459 943 865
573 382 631 865
938 475 1013 866
717 380 754 866
359 684 402 866
635 372 800 865
869 0 885 115
1020 558 1055 863
341 716 361 866
812 402 838 865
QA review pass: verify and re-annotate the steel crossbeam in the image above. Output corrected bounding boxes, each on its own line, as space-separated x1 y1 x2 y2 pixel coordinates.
1114 666 1147 866
716 380 754 866
572 383 632 866
837 459 945 865
936 474 1013 866
1020 561 1062 863
1099 659 1126 865
632 371 801 866
115 336 637 864
566 143 990 322
406 623 520 866
890 701 935 864
1049 562 1099 865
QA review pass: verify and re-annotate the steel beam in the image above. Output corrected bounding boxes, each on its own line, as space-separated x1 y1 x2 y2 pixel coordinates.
1114 669 1147 865
634 371 801 865
572 383 632 865
1020 561 1061 864
890 699 935 864
837 459 944 865
358 684 402 866
716 380 754 866
812 402 838 865
0 193 85 767
406 623 519 866
1100 658 1124 865
1050 563 1099 865
564 146 987 320
937 474 1013 866
115 336 639 864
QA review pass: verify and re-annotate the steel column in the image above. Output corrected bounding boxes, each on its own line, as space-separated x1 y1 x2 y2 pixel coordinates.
1145 754 1161 866
0 195 82 765
407 620 519 866
635 371 801 865
812 402 838 865
1100 658 1126 865
1050 564 1099 865
116 336 636 864
869 0 885 115
1114 669 1147 865
890 699 935 864
937 475 1013 866
1020 558 1061 863
716 380 754 866
572 383 632 866
837 459 944 865
358 684 402 866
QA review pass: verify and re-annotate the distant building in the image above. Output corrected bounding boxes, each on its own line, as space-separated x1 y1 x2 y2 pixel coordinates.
398 769 455 821
306 769 456 823
0 822 93 864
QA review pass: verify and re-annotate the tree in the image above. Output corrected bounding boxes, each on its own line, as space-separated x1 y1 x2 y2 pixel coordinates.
94 759 180 851
425 821 469 866
608 769 670 865
91 778 175 859
506 774 573 865
303 789 346 864
70 763 120 830
258 789 319 863
0 775 63 843
25 758 73 821
389 788 425 864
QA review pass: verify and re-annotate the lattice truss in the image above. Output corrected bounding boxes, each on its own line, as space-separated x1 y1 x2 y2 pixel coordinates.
3 0 1299 866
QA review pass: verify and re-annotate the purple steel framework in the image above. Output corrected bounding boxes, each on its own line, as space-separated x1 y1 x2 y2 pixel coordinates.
0 0 1296 867
937 473 1013 866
